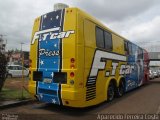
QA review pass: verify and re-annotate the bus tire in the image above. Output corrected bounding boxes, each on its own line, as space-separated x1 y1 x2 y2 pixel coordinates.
116 80 125 97
107 81 115 102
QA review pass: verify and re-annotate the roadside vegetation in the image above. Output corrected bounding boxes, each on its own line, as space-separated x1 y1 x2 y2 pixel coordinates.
0 52 7 91
0 77 31 101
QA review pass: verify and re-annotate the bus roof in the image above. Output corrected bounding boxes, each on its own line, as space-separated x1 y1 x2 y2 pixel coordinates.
73 7 143 50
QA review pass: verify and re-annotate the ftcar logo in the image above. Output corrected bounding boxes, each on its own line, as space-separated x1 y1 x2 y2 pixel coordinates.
89 50 135 77
31 27 75 44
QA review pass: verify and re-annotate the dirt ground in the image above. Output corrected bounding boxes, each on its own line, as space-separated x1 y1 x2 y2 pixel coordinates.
4 77 29 90
0 77 30 101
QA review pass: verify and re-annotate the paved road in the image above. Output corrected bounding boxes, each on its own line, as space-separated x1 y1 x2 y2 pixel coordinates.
0 79 160 120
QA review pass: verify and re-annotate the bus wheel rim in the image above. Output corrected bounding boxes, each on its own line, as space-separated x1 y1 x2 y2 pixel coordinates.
108 84 114 100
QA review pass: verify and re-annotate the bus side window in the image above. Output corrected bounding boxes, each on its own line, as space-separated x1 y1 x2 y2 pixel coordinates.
128 42 132 55
138 48 143 59
96 27 104 49
104 31 112 51
131 44 136 55
124 41 132 55
124 41 129 55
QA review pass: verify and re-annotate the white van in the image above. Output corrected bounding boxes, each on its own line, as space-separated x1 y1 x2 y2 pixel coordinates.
7 65 29 78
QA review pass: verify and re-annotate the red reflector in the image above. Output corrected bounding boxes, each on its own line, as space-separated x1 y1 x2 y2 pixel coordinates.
70 58 75 63
70 64 75 69
70 72 74 77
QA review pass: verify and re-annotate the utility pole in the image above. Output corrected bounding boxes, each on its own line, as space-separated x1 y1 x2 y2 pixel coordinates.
21 42 25 99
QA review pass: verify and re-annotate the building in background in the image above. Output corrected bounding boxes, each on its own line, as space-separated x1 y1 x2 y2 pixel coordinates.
135 41 160 68
8 51 29 68
148 52 160 72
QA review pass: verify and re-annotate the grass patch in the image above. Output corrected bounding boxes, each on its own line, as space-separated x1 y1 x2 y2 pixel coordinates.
0 87 31 101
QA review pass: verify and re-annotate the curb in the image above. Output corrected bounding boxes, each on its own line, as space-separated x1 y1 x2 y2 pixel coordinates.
0 99 37 109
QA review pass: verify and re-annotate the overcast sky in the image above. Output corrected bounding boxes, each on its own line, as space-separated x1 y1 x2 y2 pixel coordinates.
0 0 160 51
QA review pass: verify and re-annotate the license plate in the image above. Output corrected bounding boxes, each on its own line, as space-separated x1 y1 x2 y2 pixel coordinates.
43 78 52 83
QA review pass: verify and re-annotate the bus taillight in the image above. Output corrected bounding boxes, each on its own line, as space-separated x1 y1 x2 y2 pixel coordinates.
70 72 74 77
70 58 75 69
70 58 75 63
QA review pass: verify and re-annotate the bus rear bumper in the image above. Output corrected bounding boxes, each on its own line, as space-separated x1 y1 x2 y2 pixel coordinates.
61 89 86 107
37 94 60 105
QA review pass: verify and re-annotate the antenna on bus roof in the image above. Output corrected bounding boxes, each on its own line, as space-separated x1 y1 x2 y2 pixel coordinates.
54 3 69 11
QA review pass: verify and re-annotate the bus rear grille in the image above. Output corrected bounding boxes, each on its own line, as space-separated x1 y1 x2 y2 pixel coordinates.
86 77 96 101
38 88 57 96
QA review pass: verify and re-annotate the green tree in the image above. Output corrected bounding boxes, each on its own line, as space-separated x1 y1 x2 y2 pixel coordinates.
0 52 7 91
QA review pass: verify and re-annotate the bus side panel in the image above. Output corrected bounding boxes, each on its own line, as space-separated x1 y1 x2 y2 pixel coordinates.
125 45 145 91
112 34 125 55
83 19 106 106
84 19 96 105
112 34 126 84
28 17 41 95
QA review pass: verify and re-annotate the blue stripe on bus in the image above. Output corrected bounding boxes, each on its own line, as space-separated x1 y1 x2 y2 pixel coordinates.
37 9 64 105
